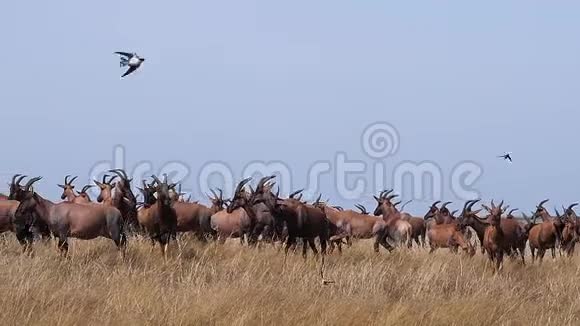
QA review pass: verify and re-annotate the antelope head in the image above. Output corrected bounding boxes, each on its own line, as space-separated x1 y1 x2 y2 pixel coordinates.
57 175 78 200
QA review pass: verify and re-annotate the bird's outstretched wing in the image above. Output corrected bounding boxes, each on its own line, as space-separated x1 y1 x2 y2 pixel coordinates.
115 51 133 58
121 66 138 78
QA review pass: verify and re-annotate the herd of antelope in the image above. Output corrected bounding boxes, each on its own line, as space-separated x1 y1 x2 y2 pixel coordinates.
0 172 577 273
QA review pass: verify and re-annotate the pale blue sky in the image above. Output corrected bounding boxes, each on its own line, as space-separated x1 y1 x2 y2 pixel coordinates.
2 1 579 214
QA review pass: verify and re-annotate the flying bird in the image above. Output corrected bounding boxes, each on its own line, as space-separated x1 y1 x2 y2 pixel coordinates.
497 152 512 162
115 52 145 78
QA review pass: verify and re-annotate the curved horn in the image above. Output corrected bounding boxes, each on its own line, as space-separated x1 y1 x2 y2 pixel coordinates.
431 200 442 207
11 174 21 185
15 175 27 186
150 175 162 185
234 177 252 196
315 193 322 204
64 175 71 185
256 175 276 190
467 199 480 210
568 203 579 211
491 199 495 209
24 176 42 192
210 189 218 199
80 185 94 193
538 199 549 207
508 208 518 216
400 199 413 211
101 174 110 184
109 169 129 181
289 189 304 199
440 201 452 210
68 176 78 185
107 175 118 184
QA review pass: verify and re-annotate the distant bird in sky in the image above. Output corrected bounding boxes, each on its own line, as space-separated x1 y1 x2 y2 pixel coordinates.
497 152 512 162
115 52 145 78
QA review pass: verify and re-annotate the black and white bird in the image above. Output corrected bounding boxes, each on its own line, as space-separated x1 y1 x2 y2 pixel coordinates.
497 152 513 162
115 52 145 78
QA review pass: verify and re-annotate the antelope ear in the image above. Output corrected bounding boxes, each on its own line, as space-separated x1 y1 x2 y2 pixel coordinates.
57 184 65 189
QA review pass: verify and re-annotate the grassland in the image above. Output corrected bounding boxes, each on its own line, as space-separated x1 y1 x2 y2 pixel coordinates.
0 235 579 326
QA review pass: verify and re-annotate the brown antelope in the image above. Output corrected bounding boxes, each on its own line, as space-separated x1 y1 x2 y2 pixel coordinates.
108 169 139 231
558 203 578 257
172 187 226 242
136 175 177 258
263 191 330 259
247 176 280 245
0 199 34 252
479 200 527 264
372 190 412 248
210 178 261 244
318 202 392 253
482 200 505 273
58 175 93 204
14 177 126 257
424 201 474 255
528 199 563 263
74 185 94 204
57 175 78 201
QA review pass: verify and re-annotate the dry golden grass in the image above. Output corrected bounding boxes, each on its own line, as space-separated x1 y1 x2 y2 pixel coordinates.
0 235 579 326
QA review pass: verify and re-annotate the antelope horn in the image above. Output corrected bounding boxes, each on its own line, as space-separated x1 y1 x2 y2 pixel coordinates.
150 175 162 185
11 174 21 185
431 200 442 207
440 201 452 210
68 176 78 185
81 185 94 193
16 175 27 186
498 200 504 210
210 189 218 199
393 201 401 207
508 208 518 216
64 175 71 185
289 189 304 199
400 200 413 211
234 177 252 196
386 194 399 201
218 188 224 200
568 203 579 211
256 175 276 190
539 199 549 207
24 176 42 192
109 169 130 181
451 210 458 217
467 199 480 210
102 174 110 184
315 193 322 204
491 199 495 209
